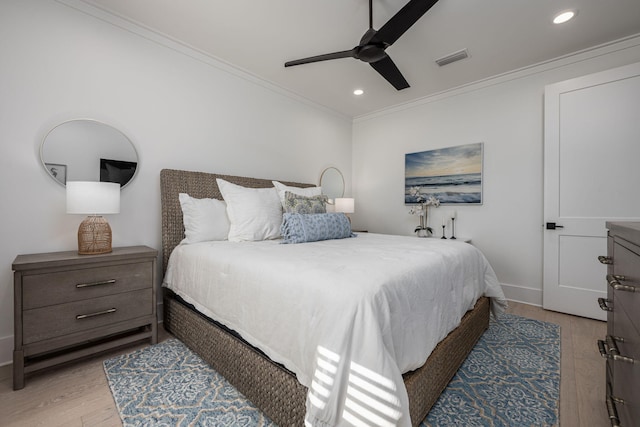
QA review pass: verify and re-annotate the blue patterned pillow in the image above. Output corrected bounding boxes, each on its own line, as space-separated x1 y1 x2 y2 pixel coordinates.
281 213 355 244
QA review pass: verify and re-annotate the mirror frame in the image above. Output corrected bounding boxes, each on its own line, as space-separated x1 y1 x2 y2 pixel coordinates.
319 167 345 199
40 119 139 189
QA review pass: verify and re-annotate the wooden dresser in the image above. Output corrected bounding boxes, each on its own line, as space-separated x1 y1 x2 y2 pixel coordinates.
598 222 640 426
12 245 158 390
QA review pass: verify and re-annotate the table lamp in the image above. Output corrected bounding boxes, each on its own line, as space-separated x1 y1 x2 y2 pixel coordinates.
67 181 120 254
334 197 355 221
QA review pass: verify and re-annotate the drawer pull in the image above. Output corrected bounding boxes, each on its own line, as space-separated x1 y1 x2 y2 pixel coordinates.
605 395 621 427
606 383 623 427
598 336 636 364
598 255 613 265
607 274 637 293
597 297 613 312
76 279 116 288
76 308 117 320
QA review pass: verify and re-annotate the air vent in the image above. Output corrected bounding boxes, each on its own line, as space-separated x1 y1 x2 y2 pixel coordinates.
435 49 469 67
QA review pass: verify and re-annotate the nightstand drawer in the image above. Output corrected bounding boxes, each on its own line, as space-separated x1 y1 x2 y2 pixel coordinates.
23 288 152 344
23 262 152 309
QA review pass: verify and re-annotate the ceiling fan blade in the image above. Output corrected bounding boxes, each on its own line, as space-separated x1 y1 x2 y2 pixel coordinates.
373 0 439 47
370 55 410 90
285 49 357 67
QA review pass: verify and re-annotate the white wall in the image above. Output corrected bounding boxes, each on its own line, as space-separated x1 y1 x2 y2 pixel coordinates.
351 36 640 306
3 0 639 369
0 0 352 365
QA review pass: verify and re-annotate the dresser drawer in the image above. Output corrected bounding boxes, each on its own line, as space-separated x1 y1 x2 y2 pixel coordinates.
23 288 152 344
612 308 640 402
613 368 640 427
22 262 152 310
613 240 640 334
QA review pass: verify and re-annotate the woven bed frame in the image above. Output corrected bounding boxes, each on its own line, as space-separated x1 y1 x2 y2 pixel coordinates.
160 168 490 426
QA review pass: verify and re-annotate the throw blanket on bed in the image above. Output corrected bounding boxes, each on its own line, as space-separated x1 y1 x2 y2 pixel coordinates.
163 233 507 427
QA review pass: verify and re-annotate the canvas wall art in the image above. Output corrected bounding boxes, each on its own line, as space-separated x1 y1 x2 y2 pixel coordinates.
405 142 483 204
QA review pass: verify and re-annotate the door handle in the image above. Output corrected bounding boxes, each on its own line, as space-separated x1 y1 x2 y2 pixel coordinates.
545 222 564 230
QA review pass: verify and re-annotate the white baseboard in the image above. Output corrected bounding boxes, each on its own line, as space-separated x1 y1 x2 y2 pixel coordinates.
0 335 13 367
500 282 542 306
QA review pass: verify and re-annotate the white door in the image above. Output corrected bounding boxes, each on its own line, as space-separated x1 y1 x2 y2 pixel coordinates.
543 62 640 320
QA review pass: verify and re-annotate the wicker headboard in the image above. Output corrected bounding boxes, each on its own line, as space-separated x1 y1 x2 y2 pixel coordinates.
160 169 314 273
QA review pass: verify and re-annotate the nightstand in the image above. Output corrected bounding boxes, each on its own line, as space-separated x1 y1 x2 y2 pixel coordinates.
425 236 472 243
12 245 158 390
444 236 472 243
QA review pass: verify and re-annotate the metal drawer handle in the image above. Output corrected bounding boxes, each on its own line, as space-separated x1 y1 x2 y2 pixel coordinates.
598 255 613 265
597 297 613 312
76 279 116 288
607 274 637 293
598 336 636 364
76 308 117 320
605 395 621 427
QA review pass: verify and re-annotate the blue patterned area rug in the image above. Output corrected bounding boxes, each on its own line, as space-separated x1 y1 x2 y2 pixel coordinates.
104 314 559 427
423 314 559 427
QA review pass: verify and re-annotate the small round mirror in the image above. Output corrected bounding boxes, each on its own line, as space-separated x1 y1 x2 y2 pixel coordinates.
319 167 345 199
40 119 138 188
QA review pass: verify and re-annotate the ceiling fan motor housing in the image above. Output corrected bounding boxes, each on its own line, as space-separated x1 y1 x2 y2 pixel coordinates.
357 44 387 63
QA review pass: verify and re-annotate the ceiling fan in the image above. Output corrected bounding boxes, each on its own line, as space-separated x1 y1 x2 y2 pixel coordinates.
284 0 440 90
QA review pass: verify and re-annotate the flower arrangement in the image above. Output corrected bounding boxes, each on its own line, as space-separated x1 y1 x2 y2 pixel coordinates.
408 186 440 237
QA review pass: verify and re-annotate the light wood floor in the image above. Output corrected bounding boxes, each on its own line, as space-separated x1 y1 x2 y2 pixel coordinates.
0 302 608 427
505 302 608 427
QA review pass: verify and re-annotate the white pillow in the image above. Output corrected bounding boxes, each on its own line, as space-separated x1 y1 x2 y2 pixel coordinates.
179 193 230 244
217 178 283 242
272 180 322 207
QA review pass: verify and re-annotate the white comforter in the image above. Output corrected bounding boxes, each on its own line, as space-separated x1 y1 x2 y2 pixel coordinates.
163 233 507 427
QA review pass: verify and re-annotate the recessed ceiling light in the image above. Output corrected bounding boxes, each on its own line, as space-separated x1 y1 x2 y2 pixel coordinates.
353 89 364 96
553 10 576 24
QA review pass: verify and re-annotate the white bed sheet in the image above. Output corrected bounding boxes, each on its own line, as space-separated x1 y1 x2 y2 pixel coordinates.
163 233 507 427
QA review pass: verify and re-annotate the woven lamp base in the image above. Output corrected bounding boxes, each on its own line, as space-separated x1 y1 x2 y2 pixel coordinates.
77 215 112 255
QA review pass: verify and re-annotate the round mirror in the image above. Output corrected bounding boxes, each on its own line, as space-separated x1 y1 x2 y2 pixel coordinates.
40 119 138 188
319 167 345 199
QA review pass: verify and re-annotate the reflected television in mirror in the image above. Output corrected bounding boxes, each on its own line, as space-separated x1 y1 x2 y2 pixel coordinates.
100 158 138 186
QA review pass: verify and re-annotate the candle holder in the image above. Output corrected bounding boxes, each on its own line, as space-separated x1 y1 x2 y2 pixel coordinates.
450 217 456 239
441 224 447 239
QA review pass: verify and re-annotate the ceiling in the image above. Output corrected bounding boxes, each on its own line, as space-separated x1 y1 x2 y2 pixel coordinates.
80 0 640 117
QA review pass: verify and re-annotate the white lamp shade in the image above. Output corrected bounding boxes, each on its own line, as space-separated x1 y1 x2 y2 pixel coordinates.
334 197 355 214
67 181 120 214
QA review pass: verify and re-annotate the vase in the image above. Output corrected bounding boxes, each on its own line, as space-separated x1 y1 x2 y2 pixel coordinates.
416 209 431 238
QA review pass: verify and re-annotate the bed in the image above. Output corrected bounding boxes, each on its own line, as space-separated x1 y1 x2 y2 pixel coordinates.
160 168 506 427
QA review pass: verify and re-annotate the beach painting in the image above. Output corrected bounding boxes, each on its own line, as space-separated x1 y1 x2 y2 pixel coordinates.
405 142 483 204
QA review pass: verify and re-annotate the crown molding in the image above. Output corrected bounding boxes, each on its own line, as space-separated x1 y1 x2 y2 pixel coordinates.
55 0 350 122
355 33 640 123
